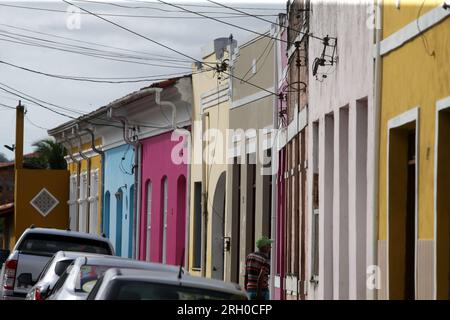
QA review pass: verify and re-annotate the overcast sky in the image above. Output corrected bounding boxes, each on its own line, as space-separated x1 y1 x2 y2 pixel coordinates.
0 0 284 157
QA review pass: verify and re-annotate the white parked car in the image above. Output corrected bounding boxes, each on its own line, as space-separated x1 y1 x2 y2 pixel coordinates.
87 268 248 300
0 227 114 300
25 251 112 300
46 255 183 300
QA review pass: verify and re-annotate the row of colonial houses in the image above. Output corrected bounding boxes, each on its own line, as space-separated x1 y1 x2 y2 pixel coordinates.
46 0 450 300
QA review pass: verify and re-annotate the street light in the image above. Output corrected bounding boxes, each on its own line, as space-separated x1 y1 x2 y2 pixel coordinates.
4 144 15 152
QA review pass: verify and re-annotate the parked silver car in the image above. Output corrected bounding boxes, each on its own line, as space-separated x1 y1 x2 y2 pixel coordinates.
0 227 114 300
87 268 248 300
46 256 183 300
25 251 112 300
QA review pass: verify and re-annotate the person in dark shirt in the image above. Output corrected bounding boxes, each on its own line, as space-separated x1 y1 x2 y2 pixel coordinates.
244 236 273 300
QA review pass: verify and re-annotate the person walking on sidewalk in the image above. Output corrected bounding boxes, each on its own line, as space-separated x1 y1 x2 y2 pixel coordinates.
244 236 273 300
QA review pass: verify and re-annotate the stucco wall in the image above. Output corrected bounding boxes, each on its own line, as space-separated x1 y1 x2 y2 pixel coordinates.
378 2 450 299
103 144 135 258
14 169 69 240
307 1 375 300
189 50 230 278
139 130 187 266
225 32 276 285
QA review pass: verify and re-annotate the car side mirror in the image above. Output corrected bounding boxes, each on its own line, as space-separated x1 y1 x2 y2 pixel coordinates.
55 261 68 276
17 273 33 288
0 249 10 266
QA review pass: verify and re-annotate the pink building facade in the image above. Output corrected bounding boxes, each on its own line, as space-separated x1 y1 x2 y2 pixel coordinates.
138 130 188 265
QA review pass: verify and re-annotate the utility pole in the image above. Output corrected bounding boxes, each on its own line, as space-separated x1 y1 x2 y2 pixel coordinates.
15 101 24 170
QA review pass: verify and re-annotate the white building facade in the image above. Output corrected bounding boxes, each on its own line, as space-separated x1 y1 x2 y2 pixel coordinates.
306 0 377 300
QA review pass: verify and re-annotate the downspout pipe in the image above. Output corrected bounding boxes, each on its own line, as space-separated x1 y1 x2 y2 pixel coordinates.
79 128 104 236
370 0 382 300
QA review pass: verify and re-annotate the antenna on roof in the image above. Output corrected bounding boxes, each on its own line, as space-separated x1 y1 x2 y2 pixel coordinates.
177 248 185 280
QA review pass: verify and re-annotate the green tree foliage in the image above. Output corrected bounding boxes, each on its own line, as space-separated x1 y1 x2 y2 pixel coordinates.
0 153 9 162
25 138 67 169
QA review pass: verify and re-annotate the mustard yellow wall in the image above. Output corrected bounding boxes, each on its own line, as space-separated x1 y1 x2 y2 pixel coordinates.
67 138 103 234
14 169 69 242
188 51 230 277
379 3 450 241
383 0 442 37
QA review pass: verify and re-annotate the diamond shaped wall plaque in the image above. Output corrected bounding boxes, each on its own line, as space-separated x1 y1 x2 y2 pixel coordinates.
30 188 59 217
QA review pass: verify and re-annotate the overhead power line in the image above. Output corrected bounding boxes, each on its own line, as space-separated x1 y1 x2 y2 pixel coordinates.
0 59 201 84
156 0 288 44
25 114 49 130
206 0 323 42
0 3 274 19
0 102 16 110
123 0 283 11
63 0 279 97
0 33 193 70
0 28 192 65
75 0 278 16
0 81 188 131
0 23 193 63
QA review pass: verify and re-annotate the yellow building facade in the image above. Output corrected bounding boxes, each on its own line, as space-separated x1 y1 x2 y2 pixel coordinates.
188 40 233 280
64 137 103 236
378 0 450 300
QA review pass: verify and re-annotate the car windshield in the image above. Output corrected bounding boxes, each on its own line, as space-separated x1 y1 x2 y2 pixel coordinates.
74 265 114 294
106 280 247 300
18 233 112 256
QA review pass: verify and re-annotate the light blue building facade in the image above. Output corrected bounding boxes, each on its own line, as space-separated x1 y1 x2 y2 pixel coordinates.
102 144 135 258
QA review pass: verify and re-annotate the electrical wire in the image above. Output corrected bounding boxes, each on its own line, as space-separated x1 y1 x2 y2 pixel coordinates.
0 28 192 66
0 102 16 110
0 81 190 131
417 0 435 57
25 114 49 130
156 0 289 44
124 0 283 11
206 0 324 42
0 23 193 63
242 39 276 83
0 3 273 20
0 59 197 84
240 38 274 81
63 0 279 97
75 0 278 16
0 33 193 70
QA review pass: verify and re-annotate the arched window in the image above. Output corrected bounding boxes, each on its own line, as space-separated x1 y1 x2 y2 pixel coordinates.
103 191 110 238
146 180 152 262
161 176 168 264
